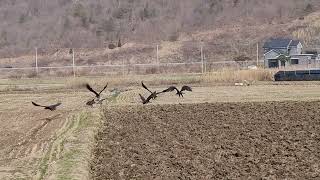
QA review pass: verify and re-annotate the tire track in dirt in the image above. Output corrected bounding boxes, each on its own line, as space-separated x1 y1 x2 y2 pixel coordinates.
36 110 99 180
35 112 83 179
5 114 62 160
0 91 92 179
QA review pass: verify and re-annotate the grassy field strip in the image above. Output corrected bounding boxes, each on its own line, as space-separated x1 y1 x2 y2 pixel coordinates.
34 110 100 180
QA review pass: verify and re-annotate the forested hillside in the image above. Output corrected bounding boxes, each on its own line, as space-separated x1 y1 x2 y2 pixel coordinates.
0 0 319 57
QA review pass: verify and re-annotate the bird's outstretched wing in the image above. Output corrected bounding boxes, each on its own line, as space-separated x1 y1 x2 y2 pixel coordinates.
139 94 146 103
156 91 164 95
51 102 62 108
86 99 95 106
162 86 179 93
86 84 99 97
98 83 108 95
147 92 156 101
181 85 192 92
141 81 153 94
32 101 46 107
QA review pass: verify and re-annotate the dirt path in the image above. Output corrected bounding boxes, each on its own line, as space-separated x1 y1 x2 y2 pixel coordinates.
0 92 95 179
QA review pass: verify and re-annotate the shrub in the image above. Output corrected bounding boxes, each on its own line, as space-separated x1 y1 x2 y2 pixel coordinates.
108 44 116 49
168 31 179 42
233 55 251 62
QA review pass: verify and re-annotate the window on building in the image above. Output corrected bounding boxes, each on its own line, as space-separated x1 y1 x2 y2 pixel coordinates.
268 60 279 68
291 59 299 65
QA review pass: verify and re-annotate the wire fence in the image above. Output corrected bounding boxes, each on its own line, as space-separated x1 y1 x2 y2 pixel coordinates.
0 43 265 78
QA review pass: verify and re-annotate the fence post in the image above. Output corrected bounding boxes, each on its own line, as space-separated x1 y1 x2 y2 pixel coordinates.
35 47 38 75
156 45 159 63
156 45 159 73
204 52 207 73
72 48 76 77
122 58 125 76
201 46 204 74
256 43 259 66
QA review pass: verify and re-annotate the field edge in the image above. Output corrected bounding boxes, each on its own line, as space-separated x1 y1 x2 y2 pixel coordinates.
35 110 101 180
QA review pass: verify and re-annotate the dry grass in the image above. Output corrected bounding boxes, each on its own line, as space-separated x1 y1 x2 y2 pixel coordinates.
51 68 276 90
202 68 276 83
65 74 202 89
1 68 278 92
292 12 320 46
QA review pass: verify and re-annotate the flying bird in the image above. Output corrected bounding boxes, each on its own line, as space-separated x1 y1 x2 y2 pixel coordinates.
162 85 192 97
86 99 96 107
139 92 156 104
86 97 107 107
86 83 108 100
32 101 61 111
141 81 163 99
96 98 107 104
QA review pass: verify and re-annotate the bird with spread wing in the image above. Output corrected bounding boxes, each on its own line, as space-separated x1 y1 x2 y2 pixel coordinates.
141 81 163 99
85 99 96 107
139 92 157 104
86 83 108 100
32 102 61 111
85 83 108 106
162 85 192 97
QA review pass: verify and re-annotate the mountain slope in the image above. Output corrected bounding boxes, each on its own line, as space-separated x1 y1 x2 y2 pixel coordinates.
0 0 319 57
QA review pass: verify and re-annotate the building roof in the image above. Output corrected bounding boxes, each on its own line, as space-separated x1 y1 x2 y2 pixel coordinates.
264 49 283 56
263 38 301 49
290 40 301 47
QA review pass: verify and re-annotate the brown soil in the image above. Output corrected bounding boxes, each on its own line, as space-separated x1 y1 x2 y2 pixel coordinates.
0 92 89 179
91 101 320 179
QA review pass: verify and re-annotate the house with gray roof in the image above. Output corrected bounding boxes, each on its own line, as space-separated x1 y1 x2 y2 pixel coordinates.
263 38 314 68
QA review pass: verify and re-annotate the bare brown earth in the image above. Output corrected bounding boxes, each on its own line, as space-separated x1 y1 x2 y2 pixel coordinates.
0 91 97 179
91 102 320 179
1 80 320 179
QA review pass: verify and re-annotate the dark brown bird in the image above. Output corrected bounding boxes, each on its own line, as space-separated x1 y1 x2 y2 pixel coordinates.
86 83 108 100
139 92 156 104
32 102 61 111
117 38 122 47
86 97 107 107
162 85 192 97
86 99 95 107
141 81 163 99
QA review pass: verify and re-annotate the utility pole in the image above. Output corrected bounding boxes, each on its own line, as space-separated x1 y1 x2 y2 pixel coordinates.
156 45 159 63
204 52 207 73
122 58 125 76
256 43 259 66
72 48 75 77
201 46 204 74
156 45 159 73
35 47 38 75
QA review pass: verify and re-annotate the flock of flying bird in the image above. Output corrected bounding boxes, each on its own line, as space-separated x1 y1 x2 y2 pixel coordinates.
31 82 192 111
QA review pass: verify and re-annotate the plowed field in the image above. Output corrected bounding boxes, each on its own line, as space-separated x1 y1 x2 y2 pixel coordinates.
91 102 320 179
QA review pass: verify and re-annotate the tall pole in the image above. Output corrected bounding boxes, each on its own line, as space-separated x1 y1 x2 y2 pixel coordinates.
35 47 38 75
204 52 206 73
156 45 159 73
156 45 159 63
201 46 204 74
72 48 75 77
122 58 125 76
256 43 259 66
